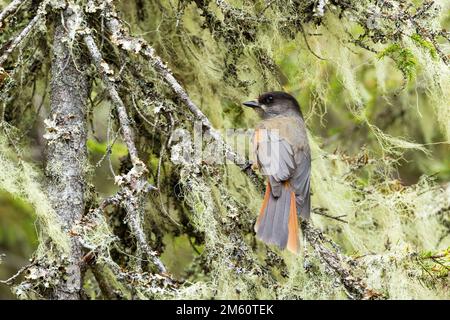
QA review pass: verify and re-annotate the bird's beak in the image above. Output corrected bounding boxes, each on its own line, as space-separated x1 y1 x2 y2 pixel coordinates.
242 100 260 108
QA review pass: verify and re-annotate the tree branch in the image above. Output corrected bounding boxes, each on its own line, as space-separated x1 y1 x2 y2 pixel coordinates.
0 263 33 285
313 207 348 224
0 12 41 66
82 22 167 274
0 0 27 28
302 221 383 299
100 3 263 190
83 33 139 164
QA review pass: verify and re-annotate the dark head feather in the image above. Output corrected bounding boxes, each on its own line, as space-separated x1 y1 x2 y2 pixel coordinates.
258 91 303 117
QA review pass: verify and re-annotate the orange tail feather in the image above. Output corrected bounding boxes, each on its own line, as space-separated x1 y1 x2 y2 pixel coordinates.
287 191 299 254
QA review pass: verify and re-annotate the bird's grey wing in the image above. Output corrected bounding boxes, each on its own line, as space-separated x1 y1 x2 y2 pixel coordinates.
291 148 311 219
254 129 296 197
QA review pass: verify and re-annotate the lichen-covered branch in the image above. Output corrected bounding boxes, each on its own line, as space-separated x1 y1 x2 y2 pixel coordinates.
0 11 41 66
44 5 89 299
302 221 382 299
83 33 139 165
0 0 27 28
82 20 167 274
99 2 263 189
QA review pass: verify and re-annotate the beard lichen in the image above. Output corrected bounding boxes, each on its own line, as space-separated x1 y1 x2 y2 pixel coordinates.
0 134 70 256
0 0 449 300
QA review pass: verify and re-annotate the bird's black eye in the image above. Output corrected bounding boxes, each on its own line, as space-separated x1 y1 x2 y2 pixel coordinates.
266 95 273 104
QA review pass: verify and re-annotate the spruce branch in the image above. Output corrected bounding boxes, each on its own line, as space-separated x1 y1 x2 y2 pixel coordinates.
82 21 168 275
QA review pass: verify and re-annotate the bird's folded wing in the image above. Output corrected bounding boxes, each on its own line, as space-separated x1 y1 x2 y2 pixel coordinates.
254 129 296 197
291 148 311 219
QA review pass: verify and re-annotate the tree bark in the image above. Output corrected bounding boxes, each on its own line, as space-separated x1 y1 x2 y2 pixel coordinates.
45 7 89 299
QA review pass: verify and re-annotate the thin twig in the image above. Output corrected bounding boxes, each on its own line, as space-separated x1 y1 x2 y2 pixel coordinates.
299 23 327 61
431 257 450 271
0 0 27 28
0 263 33 285
313 208 348 223
0 11 42 66
416 256 436 279
302 221 382 299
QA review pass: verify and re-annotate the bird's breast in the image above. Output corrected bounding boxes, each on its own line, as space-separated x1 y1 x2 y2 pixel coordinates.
255 116 309 152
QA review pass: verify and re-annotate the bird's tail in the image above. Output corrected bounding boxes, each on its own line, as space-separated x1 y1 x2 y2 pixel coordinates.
255 182 299 254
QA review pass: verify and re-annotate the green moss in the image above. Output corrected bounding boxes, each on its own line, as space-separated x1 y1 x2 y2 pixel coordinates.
410 34 438 60
378 44 417 81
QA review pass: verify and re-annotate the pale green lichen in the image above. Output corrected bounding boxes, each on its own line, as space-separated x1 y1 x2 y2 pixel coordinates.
0 133 70 255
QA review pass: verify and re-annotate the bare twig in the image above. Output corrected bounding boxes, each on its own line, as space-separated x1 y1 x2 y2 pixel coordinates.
299 23 327 61
0 263 33 285
313 207 348 224
90 264 121 299
83 32 139 164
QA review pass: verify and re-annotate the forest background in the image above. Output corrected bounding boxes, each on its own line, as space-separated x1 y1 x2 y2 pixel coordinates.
0 0 449 299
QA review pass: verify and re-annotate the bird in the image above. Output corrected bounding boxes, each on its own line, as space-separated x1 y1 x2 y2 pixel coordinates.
243 91 311 254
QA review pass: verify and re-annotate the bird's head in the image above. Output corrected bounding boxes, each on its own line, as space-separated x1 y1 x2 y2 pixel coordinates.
243 91 303 119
